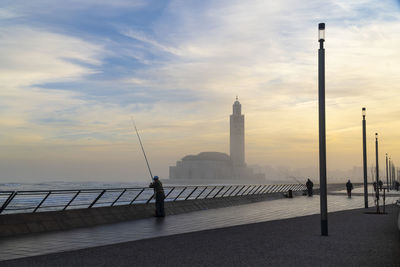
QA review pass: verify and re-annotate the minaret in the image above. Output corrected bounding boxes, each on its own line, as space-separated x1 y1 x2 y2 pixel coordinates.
230 96 245 166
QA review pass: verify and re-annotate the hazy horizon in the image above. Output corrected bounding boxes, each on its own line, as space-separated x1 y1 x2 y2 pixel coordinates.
1 1 400 183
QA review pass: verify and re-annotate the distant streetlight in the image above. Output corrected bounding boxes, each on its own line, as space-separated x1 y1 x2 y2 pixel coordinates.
318 22 328 236
386 154 389 192
389 157 393 191
362 108 368 208
375 133 380 213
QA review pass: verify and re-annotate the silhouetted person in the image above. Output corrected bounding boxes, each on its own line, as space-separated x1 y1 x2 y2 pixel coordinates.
346 179 353 198
149 176 165 217
306 179 313 197
378 180 383 191
373 181 377 192
395 181 399 191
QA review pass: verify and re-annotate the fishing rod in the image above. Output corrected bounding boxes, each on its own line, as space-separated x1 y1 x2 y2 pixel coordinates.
131 117 154 181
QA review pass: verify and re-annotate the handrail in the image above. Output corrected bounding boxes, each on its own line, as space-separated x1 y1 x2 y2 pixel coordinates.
0 183 312 215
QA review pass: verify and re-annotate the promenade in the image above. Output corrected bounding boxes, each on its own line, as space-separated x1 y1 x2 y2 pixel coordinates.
0 190 399 266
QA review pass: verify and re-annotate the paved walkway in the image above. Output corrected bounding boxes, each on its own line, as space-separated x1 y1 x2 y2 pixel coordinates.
0 194 398 262
2 206 399 266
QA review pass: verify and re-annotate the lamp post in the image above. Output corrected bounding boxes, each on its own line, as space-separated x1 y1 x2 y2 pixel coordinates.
362 108 368 208
318 22 328 236
389 158 392 190
386 154 389 192
375 133 380 213
392 161 395 188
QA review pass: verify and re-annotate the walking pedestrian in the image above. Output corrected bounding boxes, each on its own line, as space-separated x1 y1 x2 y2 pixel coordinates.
149 176 166 217
378 180 383 191
346 179 353 198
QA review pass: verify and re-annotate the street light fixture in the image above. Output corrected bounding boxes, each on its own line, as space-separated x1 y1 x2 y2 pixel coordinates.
319 23 325 42
386 154 389 192
375 133 380 213
362 108 368 208
318 22 328 236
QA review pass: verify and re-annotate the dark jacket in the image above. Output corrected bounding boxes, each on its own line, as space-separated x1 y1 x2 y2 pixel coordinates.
306 180 314 189
346 181 353 191
150 180 165 200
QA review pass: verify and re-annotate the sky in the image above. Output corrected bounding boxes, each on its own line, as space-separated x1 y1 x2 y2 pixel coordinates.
1 0 400 183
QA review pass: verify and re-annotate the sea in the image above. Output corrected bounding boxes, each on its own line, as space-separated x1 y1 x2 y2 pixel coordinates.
0 181 149 192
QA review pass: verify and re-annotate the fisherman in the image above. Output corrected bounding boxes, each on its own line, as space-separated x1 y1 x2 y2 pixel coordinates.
149 176 166 217
346 179 353 198
306 179 314 197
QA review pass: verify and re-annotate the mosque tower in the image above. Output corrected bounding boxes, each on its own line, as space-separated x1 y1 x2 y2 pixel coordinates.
230 96 245 167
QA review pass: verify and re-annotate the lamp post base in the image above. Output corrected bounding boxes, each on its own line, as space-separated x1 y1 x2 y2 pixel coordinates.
321 220 328 236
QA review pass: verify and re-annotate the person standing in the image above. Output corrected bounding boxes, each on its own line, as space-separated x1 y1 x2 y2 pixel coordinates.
346 180 353 198
149 176 166 217
306 179 314 197
378 180 383 191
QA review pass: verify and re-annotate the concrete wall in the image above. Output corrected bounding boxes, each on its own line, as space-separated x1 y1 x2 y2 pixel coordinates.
0 190 308 237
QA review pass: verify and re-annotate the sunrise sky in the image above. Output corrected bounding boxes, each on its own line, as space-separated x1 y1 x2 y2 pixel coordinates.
1 0 400 182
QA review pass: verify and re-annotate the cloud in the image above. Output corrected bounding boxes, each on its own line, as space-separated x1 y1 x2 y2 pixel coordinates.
0 8 19 19
0 27 105 87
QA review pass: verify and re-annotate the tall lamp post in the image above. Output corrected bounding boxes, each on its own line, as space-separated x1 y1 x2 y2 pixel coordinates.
375 133 380 213
392 161 394 188
362 108 368 208
389 158 392 189
386 154 389 192
318 23 328 236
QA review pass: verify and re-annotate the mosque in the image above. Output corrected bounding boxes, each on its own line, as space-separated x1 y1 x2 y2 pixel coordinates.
169 98 265 183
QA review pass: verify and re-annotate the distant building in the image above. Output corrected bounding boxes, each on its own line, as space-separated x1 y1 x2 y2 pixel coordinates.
230 97 245 167
169 98 265 183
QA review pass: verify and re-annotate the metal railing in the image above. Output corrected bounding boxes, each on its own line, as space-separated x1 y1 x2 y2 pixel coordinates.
0 183 307 215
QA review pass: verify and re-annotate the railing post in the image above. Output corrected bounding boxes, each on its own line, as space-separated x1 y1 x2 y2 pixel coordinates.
63 190 81 210
267 185 277 193
221 186 232 197
251 185 261 194
195 186 208 199
130 188 145 205
252 185 263 195
273 185 281 193
258 185 266 194
261 185 271 194
227 185 239 197
89 190 106 208
111 189 127 206
185 187 198 200
0 192 17 214
33 191 52 213
213 186 225 198
228 186 239 196
205 186 217 198
260 185 270 194
240 185 252 195
165 187 175 199
174 187 187 201
246 185 257 195
234 185 246 196
146 193 155 204
281 185 289 192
